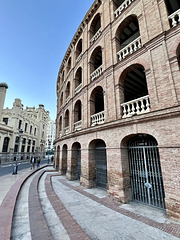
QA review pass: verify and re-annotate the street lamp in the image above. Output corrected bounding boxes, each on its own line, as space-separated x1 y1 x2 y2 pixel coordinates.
12 129 23 174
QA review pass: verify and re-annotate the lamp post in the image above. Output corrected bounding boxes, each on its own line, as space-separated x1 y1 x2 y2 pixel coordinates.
13 129 23 174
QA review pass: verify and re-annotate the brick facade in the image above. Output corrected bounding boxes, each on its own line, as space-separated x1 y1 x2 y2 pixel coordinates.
54 0 180 221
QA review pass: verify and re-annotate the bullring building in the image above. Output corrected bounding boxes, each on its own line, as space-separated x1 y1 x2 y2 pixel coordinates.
54 0 180 221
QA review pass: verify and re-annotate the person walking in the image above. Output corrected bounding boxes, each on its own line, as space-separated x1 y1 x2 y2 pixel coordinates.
31 156 35 169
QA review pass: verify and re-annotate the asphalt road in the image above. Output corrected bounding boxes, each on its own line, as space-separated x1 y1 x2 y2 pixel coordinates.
0 159 50 177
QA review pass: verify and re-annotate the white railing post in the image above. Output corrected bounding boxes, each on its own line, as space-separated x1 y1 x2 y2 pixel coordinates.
91 111 105 126
121 95 150 118
76 53 82 63
117 36 141 61
74 120 82 131
90 65 103 81
64 126 69 135
65 96 70 104
168 9 180 28
114 0 135 18
75 83 82 94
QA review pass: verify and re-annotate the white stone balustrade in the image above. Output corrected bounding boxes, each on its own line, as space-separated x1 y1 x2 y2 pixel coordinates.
65 96 70 104
74 120 82 131
117 36 141 61
114 0 134 18
90 29 101 45
75 83 82 94
121 95 150 118
59 131 62 138
168 9 180 28
90 65 103 81
64 126 69 135
76 53 82 63
91 111 105 126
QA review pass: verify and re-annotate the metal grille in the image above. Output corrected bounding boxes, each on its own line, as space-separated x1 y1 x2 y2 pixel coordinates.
128 135 165 209
77 149 81 180
95 147 107 190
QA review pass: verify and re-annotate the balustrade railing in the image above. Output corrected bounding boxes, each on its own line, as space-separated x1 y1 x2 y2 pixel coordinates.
74 120 82 131
76 53 82 63
59 131 62 138
121 95 150 118
75 83 82 94
64 126 69 135
65 96 70 104
114 0 134 18
90 29 101 45
90 65 103 81
168 9 180 28
117 36 141 61
91 111 105 126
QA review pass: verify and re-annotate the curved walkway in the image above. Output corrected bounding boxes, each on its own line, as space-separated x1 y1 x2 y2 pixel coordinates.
0 166 180 240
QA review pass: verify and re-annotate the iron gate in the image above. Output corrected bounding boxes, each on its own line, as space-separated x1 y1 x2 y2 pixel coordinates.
95 145 107 189
77 149 81 180
128 135 165 209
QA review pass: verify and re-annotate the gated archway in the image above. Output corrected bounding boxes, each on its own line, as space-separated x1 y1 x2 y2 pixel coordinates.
128 134 165 209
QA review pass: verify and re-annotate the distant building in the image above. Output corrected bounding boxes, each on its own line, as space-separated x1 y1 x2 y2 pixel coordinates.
45 119 56 153
0 97 49 163
54 0 180 221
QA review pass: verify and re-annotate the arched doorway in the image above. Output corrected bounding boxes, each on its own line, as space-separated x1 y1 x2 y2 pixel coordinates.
128 134 165 209
71 142 81 180
89 139 107 189
62 144 67 175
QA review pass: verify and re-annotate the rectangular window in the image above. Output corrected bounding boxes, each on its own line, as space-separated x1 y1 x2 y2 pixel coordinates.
3 118 8 125
18 120 22 129
25 123 28 132
21 145 25 152
14 144 18 152
27 146 30 152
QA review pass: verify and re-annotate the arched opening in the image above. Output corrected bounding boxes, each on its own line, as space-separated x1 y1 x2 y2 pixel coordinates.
127 134 165 209
60 92 63 106
89 139 107 189
76 39 82 60
116 15 141 61
2 137 10 152
64 109 70 134
90 46 103 81
90 86 104 126
59 116 62 136
74 100 82 131
71 142 81 180
61 71 65 84
176 44 180 68
120 65 150 117
62 144 67 175
65 82 70 100
74 67 82 90
90 13 101 44
67 57 71 74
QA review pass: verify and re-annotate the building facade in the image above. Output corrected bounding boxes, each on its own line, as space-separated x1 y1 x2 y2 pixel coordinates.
54 0 180 221
0 98 49 163
45 119 56 153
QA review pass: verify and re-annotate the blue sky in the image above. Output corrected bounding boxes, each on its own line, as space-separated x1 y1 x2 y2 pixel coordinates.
0 0 94 120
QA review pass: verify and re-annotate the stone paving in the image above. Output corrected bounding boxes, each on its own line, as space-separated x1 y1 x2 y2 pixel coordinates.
0 166 180 240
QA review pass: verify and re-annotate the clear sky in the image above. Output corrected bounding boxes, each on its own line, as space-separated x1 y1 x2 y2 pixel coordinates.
0 0 94 121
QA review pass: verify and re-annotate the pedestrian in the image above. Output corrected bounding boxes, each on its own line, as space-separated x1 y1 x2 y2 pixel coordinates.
51 155 54 163
31 156 35 169
36 157 40 168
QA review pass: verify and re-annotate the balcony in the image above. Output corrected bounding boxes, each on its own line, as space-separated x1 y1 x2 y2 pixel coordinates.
64 126 69 135
121 95 150 118
91 111 105 126
90 29 101 45
168 9 180 28
117 36 141 61
74 120 82 131
90 65 103 81
114 0 135 18
75 83 82 95
76 53 82 63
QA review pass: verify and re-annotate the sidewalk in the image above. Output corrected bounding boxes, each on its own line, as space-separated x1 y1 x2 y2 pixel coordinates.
0 166 180 240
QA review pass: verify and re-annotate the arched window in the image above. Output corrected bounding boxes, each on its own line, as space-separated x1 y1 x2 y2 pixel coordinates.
90 13 101 44
64 110 70 134
60 92 64 106
90 46 103 81
67 57 71 74
176 44 180 68
74 67 82 94
116 15 141 61
74 100 82 131
90 86 105 126
120 65 150 117
65 82 70 100
2 137 10 152
76 39 82 61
